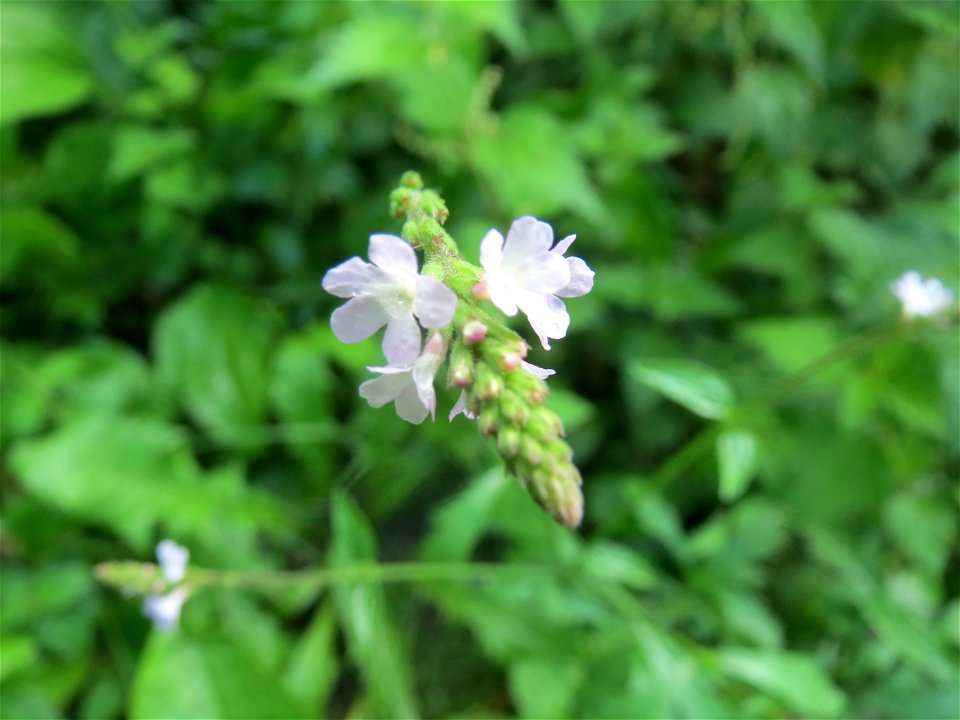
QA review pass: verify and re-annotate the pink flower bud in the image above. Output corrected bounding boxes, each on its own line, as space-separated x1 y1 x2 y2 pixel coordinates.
462 320 488 345
471 277 490 301
500 352 522 371
450 364 472 388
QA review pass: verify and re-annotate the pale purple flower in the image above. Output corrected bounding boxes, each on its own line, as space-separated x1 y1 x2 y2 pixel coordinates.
156 539 189 584
891 271 953 319
359 333 446 424
480 217 594 350
143 587 189 631
323 234 457 365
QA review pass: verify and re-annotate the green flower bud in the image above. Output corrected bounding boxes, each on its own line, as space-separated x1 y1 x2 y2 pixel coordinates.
497 428 521 458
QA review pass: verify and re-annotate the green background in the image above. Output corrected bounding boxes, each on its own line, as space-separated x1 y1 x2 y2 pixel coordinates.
2 1 958 718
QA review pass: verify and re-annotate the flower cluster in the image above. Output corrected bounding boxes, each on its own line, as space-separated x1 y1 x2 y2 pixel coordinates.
891 271 954 320
322 173 595 526
142 539 191 631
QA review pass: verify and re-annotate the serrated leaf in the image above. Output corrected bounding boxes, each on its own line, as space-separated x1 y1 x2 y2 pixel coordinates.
629 359 734 419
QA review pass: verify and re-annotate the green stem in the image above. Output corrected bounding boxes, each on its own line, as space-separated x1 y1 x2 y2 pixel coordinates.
193 561 551 592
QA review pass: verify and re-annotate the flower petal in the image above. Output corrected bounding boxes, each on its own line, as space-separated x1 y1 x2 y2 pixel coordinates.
487 279 519 316
383 314 421 366
518 292 570 350
322 257 378 298
448 391 476 421
503 216 553 267
412 354 441 420
551 234 577 256
369 234 418 277
556 257 595 298
156 540 189 584
520 361 555 380
518 251 571 294
331 295 390 343
359 370 410 408
414 276 457 328
394 383 429 424
479 228 505 272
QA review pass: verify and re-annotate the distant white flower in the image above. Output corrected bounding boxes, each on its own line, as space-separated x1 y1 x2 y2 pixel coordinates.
891 271 953 319
480 217 594 350
359 332 445 424
156 539 189 584
323 234 457 365
143 587 189 631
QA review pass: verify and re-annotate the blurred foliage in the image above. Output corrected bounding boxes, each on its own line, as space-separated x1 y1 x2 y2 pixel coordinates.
1 1 958 718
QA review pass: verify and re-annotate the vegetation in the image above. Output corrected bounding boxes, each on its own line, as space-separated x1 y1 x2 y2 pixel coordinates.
2 1 957 718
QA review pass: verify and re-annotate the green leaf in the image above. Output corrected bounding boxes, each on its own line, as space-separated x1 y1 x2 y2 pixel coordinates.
0 207 80 285
329 493 419 719
108 125 196 182
509 655 583 719
751 0 824 77
0 634 38 682
283 602 339 713
738 316 839 375
629 359 734 419
716 648 845 717
716 430 759 502
420 469 509 562
131 632 307 720
471 106 605 223
0 5 92 124
153 285 281 448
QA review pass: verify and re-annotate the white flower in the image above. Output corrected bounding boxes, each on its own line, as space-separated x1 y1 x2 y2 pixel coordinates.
480 216 594 350
449 361 554 421
891 271 953 319
156 539 189 584
359 332 445 424
143 587 189 631
323 234 458 365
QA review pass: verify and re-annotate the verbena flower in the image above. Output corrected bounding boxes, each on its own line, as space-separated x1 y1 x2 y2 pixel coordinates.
323 234 457 365
891 271 953 319
143 587 189 631
143 539 190 631
480 216 594 350
156 539 189 583
359 332 445 424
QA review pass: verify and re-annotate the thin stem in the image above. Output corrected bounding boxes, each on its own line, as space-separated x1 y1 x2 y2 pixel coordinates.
192 561 553 592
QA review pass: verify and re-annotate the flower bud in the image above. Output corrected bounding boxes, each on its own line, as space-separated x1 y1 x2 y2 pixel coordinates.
463 320 488 345
471 277 490 300
478 406 499 437
499 351 523 371
450 364 472 388
400 171 423 189
521 437 544 466
499 389 530 424
497 428 521 458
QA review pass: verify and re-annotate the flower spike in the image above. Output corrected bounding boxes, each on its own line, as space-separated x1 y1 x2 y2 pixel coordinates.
324 172 595 526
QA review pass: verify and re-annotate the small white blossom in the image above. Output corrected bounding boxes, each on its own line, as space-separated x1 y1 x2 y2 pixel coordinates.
480 216 594 350
156 539 189 584
891 271 953 319
359 332 445 424
143 587 189 631
323 234 457 366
